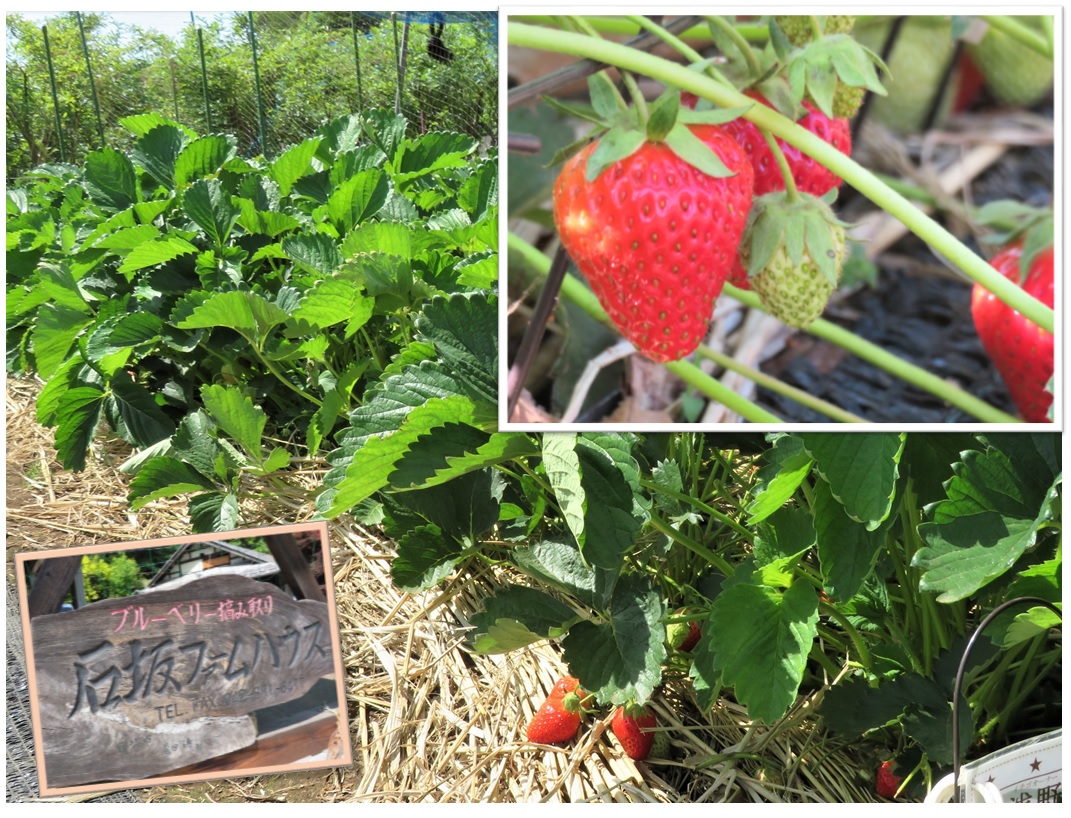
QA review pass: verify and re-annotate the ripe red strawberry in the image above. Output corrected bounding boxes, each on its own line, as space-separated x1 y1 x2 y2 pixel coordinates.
611 704 657 760
526 676 585 744
553 124 754 362
876 759 903 798
689 91 851 198
971 242 1055 422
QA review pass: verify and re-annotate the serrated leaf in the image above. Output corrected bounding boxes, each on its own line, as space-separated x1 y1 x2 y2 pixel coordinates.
117 236 198 277
109 313 164 347
814 478 885 601
392 468 503 542
174 290 289 343
31 304 92 379
327 168 389 234
470 585 580 653
543 432 586 546
282 232 344 277
132 125 187 188
646 92 680 142
106 377 176 448
91 224 161 251
748 435 814 525
390 525 465 591
513 538 618 611
174 134 236 189
84 148 137 210
561 574 666 705
53 386 106 471
413 292 498 404
707 581 819 723
188 491 240 533
289 278 374 336
170 410 225 478
200 383 266 457
183 178 240 247
390 428 538 491
458 161 498 222
128 456 217 508
325 395 483 517
801 433 905 529
263 137 320 195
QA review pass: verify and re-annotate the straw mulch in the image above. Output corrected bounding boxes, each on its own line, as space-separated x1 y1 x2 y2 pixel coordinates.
5 376 875 803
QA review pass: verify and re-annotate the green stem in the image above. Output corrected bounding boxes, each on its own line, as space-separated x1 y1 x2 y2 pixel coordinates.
696 345 865 422
649 513 735 577
760 130 799 201
507 22 1054 334
513 15 770 44
626 15 704 65
704 15 763 77
638 476 752 538
724 285 1020 423
808 16 823 40
818 603 869 668
979 15 1053 60
508 233 782 423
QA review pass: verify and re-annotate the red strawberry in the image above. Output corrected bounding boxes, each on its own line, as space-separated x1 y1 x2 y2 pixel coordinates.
876 759 903 798
971 242 1054 422
687 91 851 198
553 124 754 362
611 704 657 760
526 676 585 744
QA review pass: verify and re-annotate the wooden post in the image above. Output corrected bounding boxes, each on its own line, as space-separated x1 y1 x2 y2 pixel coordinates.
27 555 83 617
264 534 325 603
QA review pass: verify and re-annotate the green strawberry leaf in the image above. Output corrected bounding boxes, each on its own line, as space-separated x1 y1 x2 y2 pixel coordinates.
814 478 887 601
513 538 619 611
747 434 814 525
54 385 107 471
390 524 465 591
469 584 581 653
128 456 218 509
801 433 905 529
188 491 240 533
704 580 819 723
663 123 735 178
561 573 666 705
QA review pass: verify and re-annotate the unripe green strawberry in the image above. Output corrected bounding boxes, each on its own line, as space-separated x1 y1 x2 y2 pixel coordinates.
740 193 847 328
666 609 701 652
775 15 856 47
832 83 866 118
855 16 957 132
967 16 1053 107
649 731 673 759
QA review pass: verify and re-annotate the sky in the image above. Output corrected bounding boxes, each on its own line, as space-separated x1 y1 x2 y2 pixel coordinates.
11 11 209 40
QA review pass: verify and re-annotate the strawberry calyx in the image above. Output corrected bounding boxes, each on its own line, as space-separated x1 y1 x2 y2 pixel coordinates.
974 200 1054 282
742 191 848 284
772 25 888 120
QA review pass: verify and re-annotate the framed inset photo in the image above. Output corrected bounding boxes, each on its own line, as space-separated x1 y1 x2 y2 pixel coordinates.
14 522 352 797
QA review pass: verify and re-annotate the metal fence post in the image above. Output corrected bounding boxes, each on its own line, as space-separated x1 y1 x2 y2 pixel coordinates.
351 12 364 110
75 11 105 148
247 11 269 157
41 25 67 163
192 13 212 132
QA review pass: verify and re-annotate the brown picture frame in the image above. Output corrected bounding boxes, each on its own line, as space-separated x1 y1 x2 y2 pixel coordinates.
14 522 352 797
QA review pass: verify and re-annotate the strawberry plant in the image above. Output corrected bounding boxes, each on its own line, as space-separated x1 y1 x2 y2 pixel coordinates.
7 109 498 530
315 426 1059 794
505 15 1054 423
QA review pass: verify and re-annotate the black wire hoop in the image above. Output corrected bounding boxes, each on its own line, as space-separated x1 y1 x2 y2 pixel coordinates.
950 596 1062 803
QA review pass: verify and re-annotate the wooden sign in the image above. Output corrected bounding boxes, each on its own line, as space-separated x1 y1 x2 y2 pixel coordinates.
29 574 334 788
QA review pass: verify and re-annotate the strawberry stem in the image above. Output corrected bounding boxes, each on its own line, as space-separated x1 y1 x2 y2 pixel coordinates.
980 14 1053 59
723 284 1020 423
760 130 800 201
704 15 763 78
620 71 649 125
508 22 1055 335
808 15 824 40
696 345 865 422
